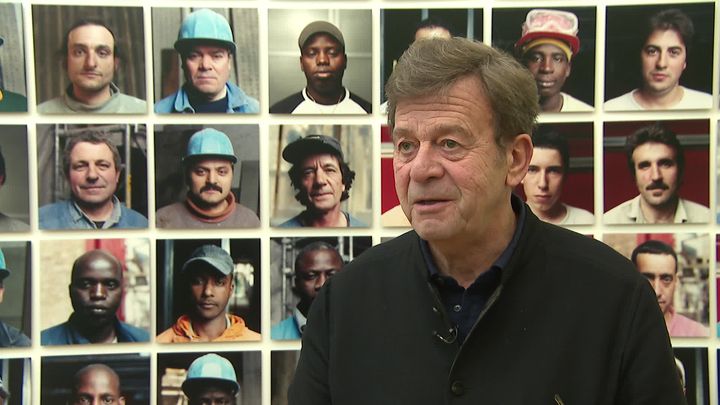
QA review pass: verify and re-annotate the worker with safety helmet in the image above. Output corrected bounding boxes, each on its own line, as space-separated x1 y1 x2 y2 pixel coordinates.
154 9 259 114
156 128 260 228
183 354 240 405
0 247 30 347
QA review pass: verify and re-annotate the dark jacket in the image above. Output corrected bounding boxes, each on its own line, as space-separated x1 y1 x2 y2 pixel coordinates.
289 210 685 404
0 320 30 347
41 314 149 345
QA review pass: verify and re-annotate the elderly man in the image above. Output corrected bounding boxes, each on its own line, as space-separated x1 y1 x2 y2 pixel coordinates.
631 240 708 337
38 19 146 114
270 21 370 114
182 354 241 405
288 38 683 403
604 123 708 224
155 9 259 114
69 364 125 405
279 134 364 227
0 35 27 112
41 249 149 345
156 128 260 228
605 8 711 110
157 244 260 342
0 248 30 347
39 131 147 229
515 9 592 112
272 241 344 340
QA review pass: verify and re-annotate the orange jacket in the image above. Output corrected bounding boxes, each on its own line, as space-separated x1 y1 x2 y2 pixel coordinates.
156 314 260 343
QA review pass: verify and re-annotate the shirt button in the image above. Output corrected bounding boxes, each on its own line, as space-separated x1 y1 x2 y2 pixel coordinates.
450 380 465 396
453 304 462 312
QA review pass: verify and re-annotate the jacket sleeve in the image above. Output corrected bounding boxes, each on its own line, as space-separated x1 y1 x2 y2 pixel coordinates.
616 278 687 405
287 279 333 405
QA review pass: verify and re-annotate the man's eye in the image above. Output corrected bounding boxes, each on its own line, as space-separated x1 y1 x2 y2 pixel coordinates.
553 55 565 63
442 139 459 149
397 141 415 153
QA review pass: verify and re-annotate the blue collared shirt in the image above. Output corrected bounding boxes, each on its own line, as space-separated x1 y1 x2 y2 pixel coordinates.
154 82 260 114
421 195 526 344
41 313 149 345
39 196 148 230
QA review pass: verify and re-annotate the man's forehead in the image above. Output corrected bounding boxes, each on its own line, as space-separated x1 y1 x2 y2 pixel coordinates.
68 24 115 47
632 141 677 159
301 152 341 166
303 32 342 48
188 43 231 54
71 141 114 157
298 249 342 269
636 252 676 270
646 29 686 47
190 158 233 169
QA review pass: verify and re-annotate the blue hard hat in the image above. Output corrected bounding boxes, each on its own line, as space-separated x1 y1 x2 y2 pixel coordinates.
0 248 9 280
174 9 236 54
182 354 240 397
184 128 237 163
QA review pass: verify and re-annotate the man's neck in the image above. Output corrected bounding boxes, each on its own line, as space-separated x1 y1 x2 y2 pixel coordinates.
188 193 231 218
306 86 345 105
634 86 683 109
532 202 567 224
303 207 347 227
191 314 228 342
538 93 563 112
72 315 117 343
76 198 115 222
639 196 678 223
71 85 112 107
189 85 228 103
427 205 517 289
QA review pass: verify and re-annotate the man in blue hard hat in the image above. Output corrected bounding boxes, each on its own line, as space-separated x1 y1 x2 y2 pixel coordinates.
155 9 259 114
0 248 30 347
182 353 241 405
0 34 28 112
156 128 260 228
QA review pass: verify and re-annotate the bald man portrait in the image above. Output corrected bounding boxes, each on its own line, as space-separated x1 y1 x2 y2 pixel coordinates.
69 363 125 405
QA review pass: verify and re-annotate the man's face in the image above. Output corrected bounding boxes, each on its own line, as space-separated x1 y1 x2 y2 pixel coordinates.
295 248 343 302
187 266 234 322
71 368 125 405
522 147 565 214
67 142 120 208
298 153 345 213
393 76 516 241
0 281 5 303
641 29 687 96
187 158 234 208
632 142 680 209
635 252 677 314
523 44 571 100
183 45 232 101
300 33 347 94
66 24 117 96
189 385 235 405
69 253 123 325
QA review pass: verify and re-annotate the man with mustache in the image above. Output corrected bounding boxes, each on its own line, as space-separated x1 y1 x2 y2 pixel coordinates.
157 244 260 343
39 130 148 230
154 9 259 114
156 128 260 229
604 123 708 224
605 8 711 110
41 249 149 345
270 20 370 114
279 134 365 228
38 19 146 114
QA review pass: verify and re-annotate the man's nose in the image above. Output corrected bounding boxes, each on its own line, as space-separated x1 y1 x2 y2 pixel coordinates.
538 171 549 189
199 54 213 69
314 168 328 185
539 57 554 72
90 283 107 299
86 164 99 180
316 51 329 65
650 164 662 181
409 144 443 182
655 51 668 68
84 51 97 69
314 273 328 290
202 280 214 296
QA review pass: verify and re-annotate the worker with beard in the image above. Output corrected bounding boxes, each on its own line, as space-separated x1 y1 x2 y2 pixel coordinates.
157 244 260 342
41 249 149 345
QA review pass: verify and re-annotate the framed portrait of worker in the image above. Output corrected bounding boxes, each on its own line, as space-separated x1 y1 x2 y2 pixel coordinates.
157 351 261 404
0 3 29 113
271 350 300 405
270 236 372 340
380 8 483 113
39 238 151 346
269 124 372 228
492 6 596 113
673 348 708 404
156 238 261 343
603 120 709 225
41 353 150 404
603 232 710 338
32 5 147 114
151 7 260 114
154 124 260 229
268 9 372 115
0 241 31 348
0 126 30 231
604 3 714 111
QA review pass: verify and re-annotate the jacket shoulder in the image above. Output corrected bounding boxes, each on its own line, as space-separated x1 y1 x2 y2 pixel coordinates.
270 92 303 113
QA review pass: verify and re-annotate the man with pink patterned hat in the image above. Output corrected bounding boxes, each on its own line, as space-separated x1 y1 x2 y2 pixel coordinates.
515 9 592 112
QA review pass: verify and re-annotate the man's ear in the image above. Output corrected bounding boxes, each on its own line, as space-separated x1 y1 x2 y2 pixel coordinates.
505 133 533 188
299 56 304 72
114 57 120 73
118 396 126 405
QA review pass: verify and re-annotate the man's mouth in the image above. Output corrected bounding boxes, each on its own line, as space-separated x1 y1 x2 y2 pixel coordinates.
651 73 668 81
198 301 217 309
536 80 556 88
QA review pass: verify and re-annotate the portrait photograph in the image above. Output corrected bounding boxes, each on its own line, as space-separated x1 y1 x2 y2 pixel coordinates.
270 236 372 340
268 9 372 114
157 351 261 405
0 241 31 348
41 353 150 404
152 7 259 114
0 126 30 231
36 123 149 230
673 347 708 405
603 232 710 338
154 124 260 229
603 120 709 225
32 5 147 114
156 238 261 343
604 3 714 111
0 358 31 405
269 124 372 227
0 3 28 113
39 238 151 346
271 350 300 405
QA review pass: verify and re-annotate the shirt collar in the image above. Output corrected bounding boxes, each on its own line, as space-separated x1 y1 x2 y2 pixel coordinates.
63 83 119 111
69 195 122 229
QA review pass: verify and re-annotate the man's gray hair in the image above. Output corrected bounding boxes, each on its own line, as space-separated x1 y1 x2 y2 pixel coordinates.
385 37 538 145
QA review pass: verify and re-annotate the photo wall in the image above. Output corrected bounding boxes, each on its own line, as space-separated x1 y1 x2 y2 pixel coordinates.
0 0 719 404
